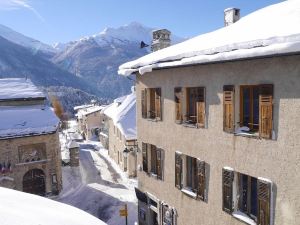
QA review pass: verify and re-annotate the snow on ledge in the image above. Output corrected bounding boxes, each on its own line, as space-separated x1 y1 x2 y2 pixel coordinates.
232 211 256 225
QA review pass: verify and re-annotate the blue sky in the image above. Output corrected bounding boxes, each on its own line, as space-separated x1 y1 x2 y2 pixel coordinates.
0 0 284 45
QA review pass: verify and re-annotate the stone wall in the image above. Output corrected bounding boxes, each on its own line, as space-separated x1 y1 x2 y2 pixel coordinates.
0 131 62 195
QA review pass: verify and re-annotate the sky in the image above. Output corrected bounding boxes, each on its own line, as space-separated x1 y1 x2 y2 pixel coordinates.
0 0 284 45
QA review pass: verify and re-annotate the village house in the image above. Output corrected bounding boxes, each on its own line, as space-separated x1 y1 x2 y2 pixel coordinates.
0 78 62 196
119 1 300 225
75 104 105 140
103 87 137 177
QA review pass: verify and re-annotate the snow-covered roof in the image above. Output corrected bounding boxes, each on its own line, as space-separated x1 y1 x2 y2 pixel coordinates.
119 0 300 76
74 104 93 111
104 90 136 140
0 105 59 139
77 105 105 118
0 78 45 101
0 187 107 225
68 140 80 149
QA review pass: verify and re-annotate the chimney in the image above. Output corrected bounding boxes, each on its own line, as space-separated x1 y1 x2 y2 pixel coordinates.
151 29 171 52
224 8 240 26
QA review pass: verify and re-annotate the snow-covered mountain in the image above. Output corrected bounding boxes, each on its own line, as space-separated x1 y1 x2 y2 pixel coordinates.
52 22 184 99
0 24 56 55
54 22 183 52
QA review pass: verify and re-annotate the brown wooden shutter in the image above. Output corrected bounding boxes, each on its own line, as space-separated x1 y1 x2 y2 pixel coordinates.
174 87 182 123
222 168 234 214
156 148 163 180
175 152 182 189
155 88 162 120
258 179 271 225
196 87 205 128
223 85 235 133
142 143 148 173
141 90 147 119
259 84 273 139
197 159 206 201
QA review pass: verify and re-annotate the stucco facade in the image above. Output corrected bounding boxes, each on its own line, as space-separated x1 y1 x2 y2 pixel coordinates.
135 54 300 225
108 119 137 178
0 131 62 195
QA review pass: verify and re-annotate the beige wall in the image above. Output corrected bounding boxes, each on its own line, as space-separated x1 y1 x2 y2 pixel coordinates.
0 131 62 194
82 110 102 140
136 54 300 225
108 119 137 177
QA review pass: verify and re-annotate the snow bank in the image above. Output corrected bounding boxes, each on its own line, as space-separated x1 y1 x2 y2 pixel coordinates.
0 78 45 100
0 105 59 139
103 90 136 140
119 1 300 75
0 187 106 225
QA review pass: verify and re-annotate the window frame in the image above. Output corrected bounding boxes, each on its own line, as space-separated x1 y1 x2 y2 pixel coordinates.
239 85 260 132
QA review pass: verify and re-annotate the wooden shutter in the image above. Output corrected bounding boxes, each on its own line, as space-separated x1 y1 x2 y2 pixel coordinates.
222 168 234 214
259 84 273 139
141 90 147 118
156 148 163 180
196 87 205 128
197 159 206 201
258 179 271 225
155 88 162 120
175 152 182 189
175 87 182 123
142 143 148 173
223 85 235 132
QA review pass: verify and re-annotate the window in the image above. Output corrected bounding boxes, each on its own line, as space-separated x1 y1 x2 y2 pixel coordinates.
186 156 198 192
240 85 260 131
185 87 205 127
141 143 164 180
174 87 183 123
141 88 162 120
238 174 258 219
224 84 273 139
222 168 272 225
175 152 206 201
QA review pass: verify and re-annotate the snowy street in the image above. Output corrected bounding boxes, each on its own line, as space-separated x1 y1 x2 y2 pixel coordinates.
56 137 138 225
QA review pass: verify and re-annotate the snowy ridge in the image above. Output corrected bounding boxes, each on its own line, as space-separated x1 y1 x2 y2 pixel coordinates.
0 24 56 54
0 187 106 225
119 1 300 75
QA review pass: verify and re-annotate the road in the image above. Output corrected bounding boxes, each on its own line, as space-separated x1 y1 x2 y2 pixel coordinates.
55 142 138 225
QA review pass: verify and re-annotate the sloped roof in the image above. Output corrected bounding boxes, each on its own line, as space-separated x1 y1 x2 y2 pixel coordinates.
0 78 45 101
119 0 300 76
104 91 136 140
0 105 59 139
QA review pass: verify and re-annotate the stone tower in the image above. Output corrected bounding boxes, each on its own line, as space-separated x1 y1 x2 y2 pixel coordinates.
151 29 171 52
224 8 240 26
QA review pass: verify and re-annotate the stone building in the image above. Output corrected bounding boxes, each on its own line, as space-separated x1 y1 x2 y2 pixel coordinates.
119 1 300 225
103 88 137 177
0 78 62 196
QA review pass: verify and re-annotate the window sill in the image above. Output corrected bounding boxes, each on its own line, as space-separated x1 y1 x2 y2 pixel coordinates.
181 187 197 199
182 123 197 128
234 132 260 139
232 211 256 225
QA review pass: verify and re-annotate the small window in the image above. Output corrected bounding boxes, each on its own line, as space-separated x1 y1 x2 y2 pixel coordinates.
185 156 198 192
141 88 162 120
240 85 259 132
238 174 258 220
142 143 164 180
185 87 205 127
